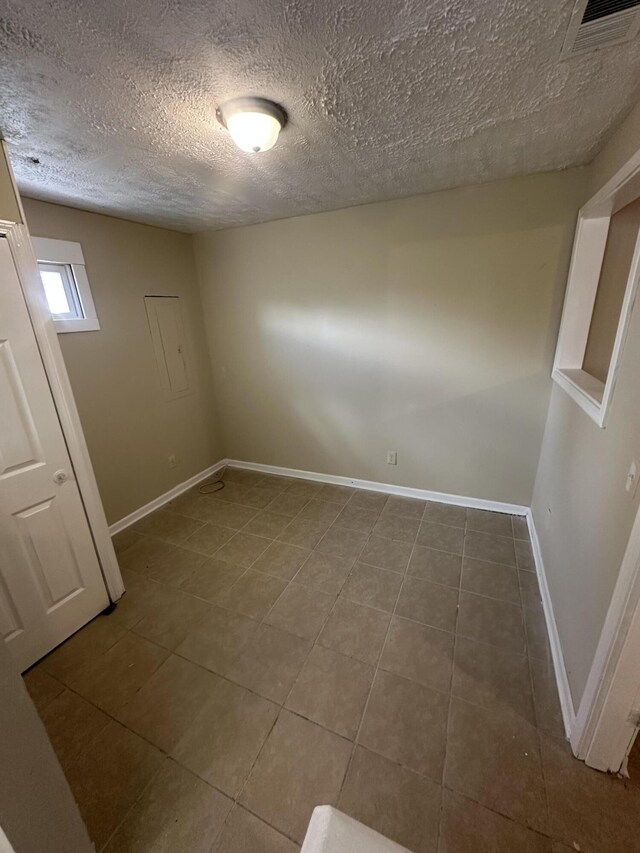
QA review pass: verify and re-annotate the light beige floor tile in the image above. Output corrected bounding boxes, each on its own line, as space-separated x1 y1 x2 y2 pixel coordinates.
382 495 426 520
422 502 466 528
214 805 299 853
266 492 311 517
360 535 413 574
227 624 311 704
515 538 535 571
277 517 331 549
118 536 176 574
191 501 258 529
132 509 205 545
265 583 335 640
349 490 389 512
380 616 454 692
318 598 390 666
131 586 212 650
260 474 295 491
396 576 459 632
542 733 640 852
512 515 531 541
182 523 235 556
465 531 516 567
523 599 551 662
39 689 110 770
176 606 260 675
416 521 464 554
445 697 547 833
334 504 379 533
40 615 127 682
179 558 245 602
316 483 355 504
439 789 552 852
299 499 342 524
243 486 283 508
408 545 461 587
316 525 368 560
372 514 420 543
284 480 322 499
242 511 292 539
172 679 278 797
240 710 352 843
146 545 208 587
519 567 541 599
215 533 272 568
112 528 144 555
63 720 163 851
61 632 169 714
22 667 64 713
116 655 220 751
466 508 514 537
286 645 374 739
338 746 441 853
461 556 520 604
340 563 403 612
529 656 565 739
107 571 172 630
451 635 535 724
359 670 448 781
252 541 311 581
457 590 526 654
293 551 353 596
215 571 287 619
104 758 232 853
222 468 265 488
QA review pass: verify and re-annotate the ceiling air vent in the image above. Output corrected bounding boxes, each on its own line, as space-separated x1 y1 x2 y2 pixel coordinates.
561 0 640 57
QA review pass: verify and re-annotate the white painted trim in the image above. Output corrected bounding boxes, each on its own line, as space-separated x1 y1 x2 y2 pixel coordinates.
526 510 576 739
571 501 640 771
108 459 228 534
225 459 529 515
0 147 123 602
32 236 101 334
552 147 640 429
110 457 528 536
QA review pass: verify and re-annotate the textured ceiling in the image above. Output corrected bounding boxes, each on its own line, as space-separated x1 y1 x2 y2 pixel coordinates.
1 0 640 232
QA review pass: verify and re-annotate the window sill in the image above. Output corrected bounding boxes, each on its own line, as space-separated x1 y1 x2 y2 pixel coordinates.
53 318 101 333
552 368 606 428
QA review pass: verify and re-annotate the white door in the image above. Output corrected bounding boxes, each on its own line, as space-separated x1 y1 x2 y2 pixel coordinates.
0 237 109 672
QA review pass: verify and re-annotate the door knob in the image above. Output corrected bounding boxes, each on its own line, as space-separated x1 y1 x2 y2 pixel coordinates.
53 469 68 485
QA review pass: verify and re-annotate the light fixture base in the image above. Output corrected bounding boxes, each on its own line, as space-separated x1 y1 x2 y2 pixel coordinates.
216 97 288 132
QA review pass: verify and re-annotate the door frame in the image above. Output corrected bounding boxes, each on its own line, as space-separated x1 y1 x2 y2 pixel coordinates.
571 501 640 772
0 157 123 602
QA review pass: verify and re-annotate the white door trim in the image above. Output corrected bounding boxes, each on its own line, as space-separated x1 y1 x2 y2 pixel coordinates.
0 150 123 602
571 501 640 771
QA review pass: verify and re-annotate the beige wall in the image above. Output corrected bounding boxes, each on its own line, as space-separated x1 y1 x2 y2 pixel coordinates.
194 170 585 506
23 199 221 524
0 142 21 223
532 103 640 711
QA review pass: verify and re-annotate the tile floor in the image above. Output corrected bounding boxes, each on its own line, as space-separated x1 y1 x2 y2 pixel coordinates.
23 469 640 852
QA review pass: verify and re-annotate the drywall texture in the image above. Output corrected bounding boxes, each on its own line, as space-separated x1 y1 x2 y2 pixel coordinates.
23 198 220 525
532 104 640 712
195 169 585 506
1 1 639 230
0 641 93 853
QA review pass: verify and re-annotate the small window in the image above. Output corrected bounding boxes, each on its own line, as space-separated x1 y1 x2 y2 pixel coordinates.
553 158 640 427
32 237 100 333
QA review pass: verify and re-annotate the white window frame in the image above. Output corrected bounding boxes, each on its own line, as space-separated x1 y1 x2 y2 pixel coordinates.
553 150 640 428
32 237 100 333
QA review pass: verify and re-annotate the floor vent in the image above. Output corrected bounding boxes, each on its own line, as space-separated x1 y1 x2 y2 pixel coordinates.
561 0 640 57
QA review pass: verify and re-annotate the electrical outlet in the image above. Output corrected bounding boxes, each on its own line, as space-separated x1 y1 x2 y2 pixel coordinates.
168 454 177 469
386 450 397 465
626 460 639 496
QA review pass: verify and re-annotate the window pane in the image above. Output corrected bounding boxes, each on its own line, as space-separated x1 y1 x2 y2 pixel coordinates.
37 262 83 320
40 269 71 314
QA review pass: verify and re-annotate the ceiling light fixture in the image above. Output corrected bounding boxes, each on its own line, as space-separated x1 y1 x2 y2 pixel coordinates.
216 97 287 153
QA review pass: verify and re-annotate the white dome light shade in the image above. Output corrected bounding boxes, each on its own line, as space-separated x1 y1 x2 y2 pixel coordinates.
217 97 287 154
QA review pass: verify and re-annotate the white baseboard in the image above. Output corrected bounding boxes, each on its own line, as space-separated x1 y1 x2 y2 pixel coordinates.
109 459 228 535
225 459 529 516
526 510 576 738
